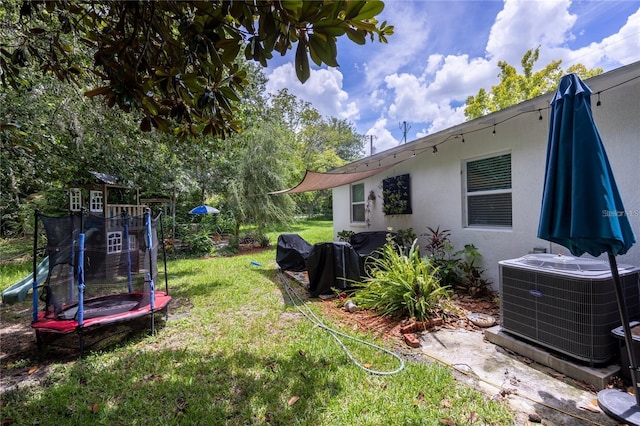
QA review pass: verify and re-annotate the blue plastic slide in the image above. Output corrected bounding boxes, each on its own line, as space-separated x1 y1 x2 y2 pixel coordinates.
1 256 49 305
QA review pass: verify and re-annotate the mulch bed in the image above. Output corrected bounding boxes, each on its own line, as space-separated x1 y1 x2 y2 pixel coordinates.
282 270 501 346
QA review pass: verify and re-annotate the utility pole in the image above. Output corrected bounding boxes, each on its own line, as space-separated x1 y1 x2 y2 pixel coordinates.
399 121 411 144
366 134 377 156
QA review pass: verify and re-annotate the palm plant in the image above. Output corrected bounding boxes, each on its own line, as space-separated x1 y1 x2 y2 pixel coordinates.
353 240 449 321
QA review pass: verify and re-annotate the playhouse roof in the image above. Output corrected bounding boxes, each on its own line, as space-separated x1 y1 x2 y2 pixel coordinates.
69 171 134 189
89 171 120 185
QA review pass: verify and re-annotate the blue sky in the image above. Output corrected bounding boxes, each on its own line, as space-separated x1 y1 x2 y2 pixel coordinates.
264 0 640 155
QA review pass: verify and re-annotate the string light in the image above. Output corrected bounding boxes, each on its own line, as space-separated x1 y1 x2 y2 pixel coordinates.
347 76 628 169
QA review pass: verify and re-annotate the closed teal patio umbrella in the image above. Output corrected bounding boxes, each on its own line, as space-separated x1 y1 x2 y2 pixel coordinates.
538 73 638 424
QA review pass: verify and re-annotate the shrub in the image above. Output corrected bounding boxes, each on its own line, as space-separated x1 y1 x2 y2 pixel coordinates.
352 240 449 321
423 227 460 287
215 213 236 236
239 233 257 245
256 233 271 248
223 233 240 254
395 227 417 253
422 226 493 297
423 226 452 258
337 230 355 242
457 244 493 298
182 231 213 256
238 232 269 247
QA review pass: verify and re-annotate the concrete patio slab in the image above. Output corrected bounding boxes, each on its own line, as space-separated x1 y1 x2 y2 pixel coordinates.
418 326 625 425
484 327 620 390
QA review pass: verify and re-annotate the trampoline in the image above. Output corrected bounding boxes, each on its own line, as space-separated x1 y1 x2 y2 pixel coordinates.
30 209 171 353
32 292 172 334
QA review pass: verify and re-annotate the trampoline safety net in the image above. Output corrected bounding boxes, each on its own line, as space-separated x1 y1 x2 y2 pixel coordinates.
38 212 160 320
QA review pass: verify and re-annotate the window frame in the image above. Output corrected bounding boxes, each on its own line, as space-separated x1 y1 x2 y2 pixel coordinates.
107 231 123 254
89 190 104 213
350 182 366 223
462 151 512 229
69 188 82 212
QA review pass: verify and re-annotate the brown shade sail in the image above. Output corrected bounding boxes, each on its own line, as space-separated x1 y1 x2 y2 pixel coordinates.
269 163 398 194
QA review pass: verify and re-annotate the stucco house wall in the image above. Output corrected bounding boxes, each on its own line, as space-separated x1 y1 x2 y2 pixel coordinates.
332 63 640 289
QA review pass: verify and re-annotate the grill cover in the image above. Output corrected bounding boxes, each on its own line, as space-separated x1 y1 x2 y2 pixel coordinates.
350 231 392 257
306 242 361 297
349 231 394 276
276 234 313 271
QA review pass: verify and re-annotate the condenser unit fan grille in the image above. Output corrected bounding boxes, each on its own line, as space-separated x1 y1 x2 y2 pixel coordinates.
500 263 639 364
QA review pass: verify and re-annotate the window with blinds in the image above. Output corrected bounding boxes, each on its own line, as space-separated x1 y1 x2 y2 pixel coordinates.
464 153 512 227
351 183 365 223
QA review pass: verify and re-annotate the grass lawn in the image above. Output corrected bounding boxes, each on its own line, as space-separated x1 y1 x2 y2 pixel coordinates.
0 219 514 425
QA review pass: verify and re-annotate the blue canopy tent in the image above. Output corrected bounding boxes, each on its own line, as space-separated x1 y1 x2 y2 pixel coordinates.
538 74 638 424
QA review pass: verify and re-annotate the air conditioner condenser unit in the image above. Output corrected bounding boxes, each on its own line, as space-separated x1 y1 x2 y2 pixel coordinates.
499 254 640 364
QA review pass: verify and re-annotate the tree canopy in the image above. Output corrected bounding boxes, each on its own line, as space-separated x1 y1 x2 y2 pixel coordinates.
464 48 603 120
1 0 392 138
0 48 363 236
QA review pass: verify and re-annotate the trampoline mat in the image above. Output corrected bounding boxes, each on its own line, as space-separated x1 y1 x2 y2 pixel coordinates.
58 293 145 320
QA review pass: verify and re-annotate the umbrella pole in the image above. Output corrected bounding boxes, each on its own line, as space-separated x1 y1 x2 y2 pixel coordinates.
598 254 640 425
607 253 640 405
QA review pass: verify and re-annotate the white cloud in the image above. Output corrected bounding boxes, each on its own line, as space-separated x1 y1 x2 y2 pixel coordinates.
359 3 433 89
379 0 639 142
484 1 640 72
423 103 467 135
563 8 640 68
423 55 495 101
385 73 431 122
364 118 399 154
382 54 493 137
405 102 466 138
265 63 359 122
601 8 640 66
264 1 639 155
486 0 577 65
368 89 386 109
425 54 444 75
